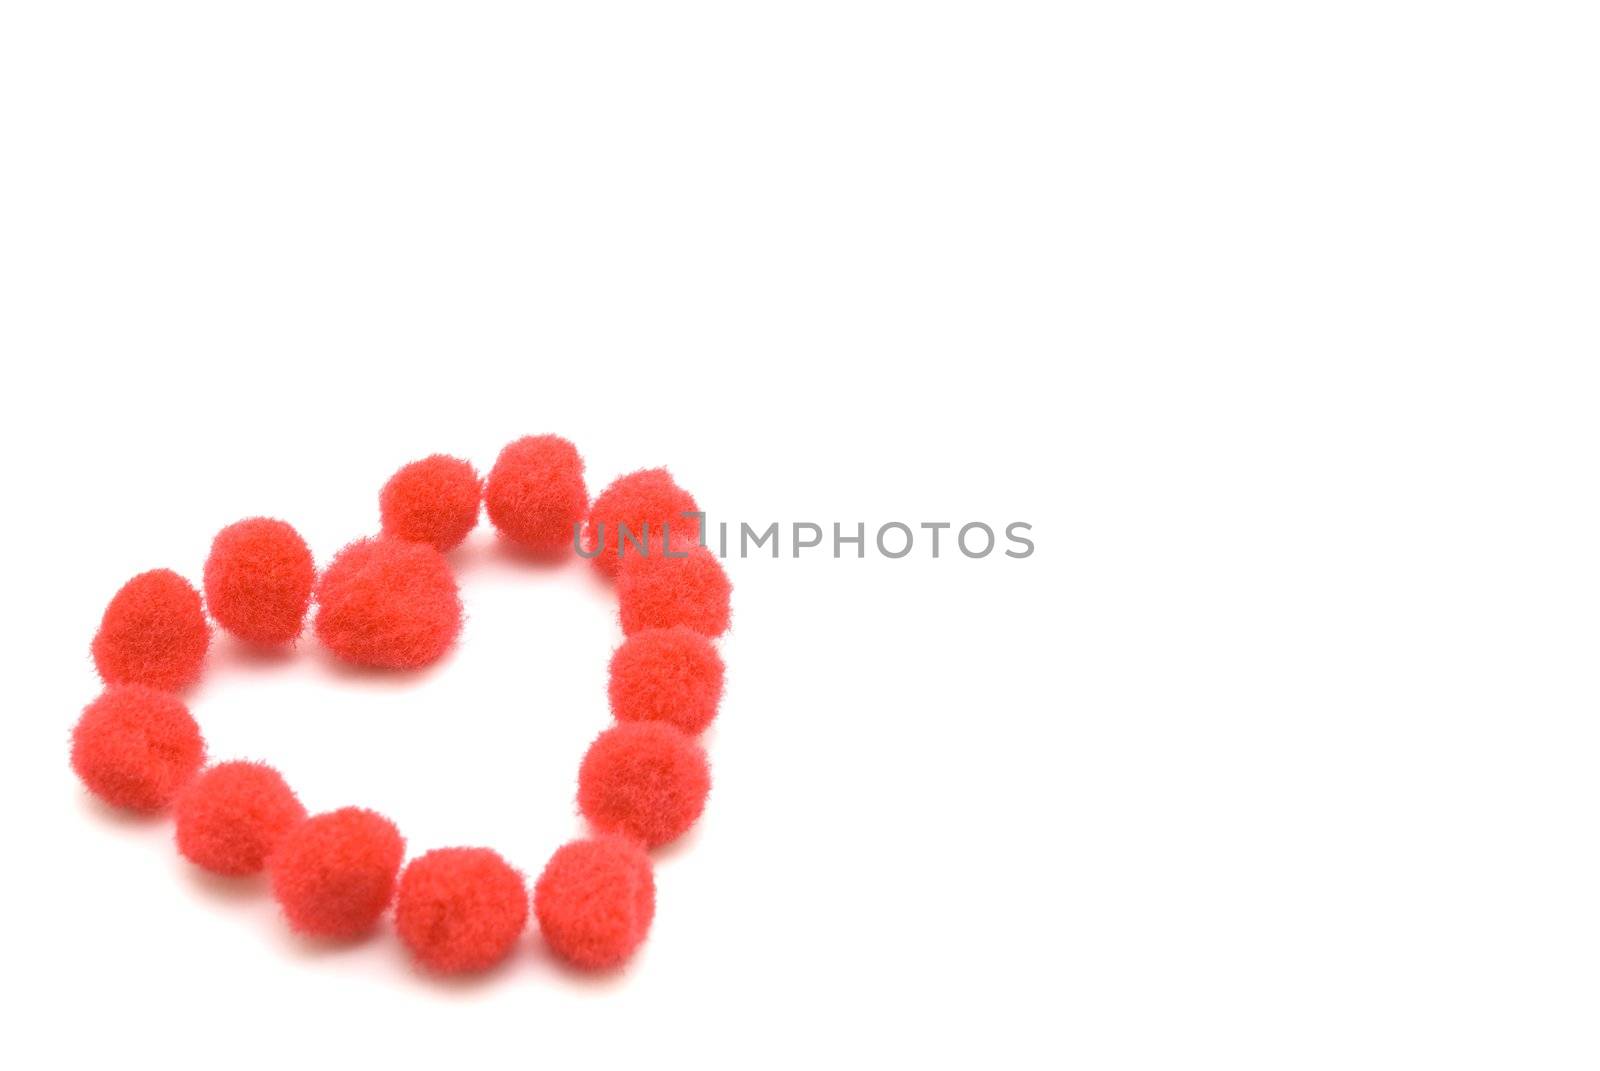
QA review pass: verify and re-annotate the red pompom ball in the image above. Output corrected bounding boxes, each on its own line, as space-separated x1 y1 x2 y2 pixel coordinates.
91 568 210 690
379 455 482 552
395 848 529 974
71 685 205 812
484 435 589 556
203 518 316 646
535 836 655 969
609 626 725 735
314 536 462 669
578 722 711 848
583 468 700 578
269 807 405 938
617 543 731 637
175 761 306 876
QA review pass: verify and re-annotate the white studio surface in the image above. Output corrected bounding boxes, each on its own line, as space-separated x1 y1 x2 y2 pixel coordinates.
1 2 1597 1068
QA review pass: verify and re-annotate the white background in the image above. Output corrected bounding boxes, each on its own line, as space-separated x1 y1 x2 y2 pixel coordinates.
1 2 1597 1067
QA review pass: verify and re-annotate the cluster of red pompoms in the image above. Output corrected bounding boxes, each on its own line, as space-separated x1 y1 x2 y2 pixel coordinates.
69 434 730 980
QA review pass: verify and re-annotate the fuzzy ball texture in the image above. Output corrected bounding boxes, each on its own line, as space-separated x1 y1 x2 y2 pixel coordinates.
395 848 529 974
578 721 710 848
617 543 732 637
91 568 210 690
484 435 588 556
269 807 405 938
583 468 700 579
175 761 306 876
379 455 482 552
314 536 462 669
609 626 724 735
71 685 205 812
203 518 316 646
535 836 655 970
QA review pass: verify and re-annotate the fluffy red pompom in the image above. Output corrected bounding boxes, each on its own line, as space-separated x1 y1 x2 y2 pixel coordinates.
204 518 316 645
379 455 482 552
583 468 700 578
314 536 462 669
269 807 405 938
484 435 588 556
71 685 205 812
617 543 731 637
535 836 655 969
175 761 306 876
578 722 710 848
91 568 210 690
395 848 529 974
609 626 724 735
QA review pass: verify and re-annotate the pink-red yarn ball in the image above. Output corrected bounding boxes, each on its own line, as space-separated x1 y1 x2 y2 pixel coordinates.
395 848 529 974
578 721 711 848
204 518 316 645
314 536 462 669
175 761 307 876
608 626 724 735
379 455 483 552
484 435 589 556
91 568 210 691
71 685 205 812
583 468 700 579
617 543 731 637
534 836 655 969
268 807 405 938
